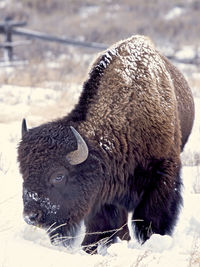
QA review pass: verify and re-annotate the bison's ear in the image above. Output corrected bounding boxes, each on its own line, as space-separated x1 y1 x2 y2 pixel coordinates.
66 126 89 165
22 118 28 138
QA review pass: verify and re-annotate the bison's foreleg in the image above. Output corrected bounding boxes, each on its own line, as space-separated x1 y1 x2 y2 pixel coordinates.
132 158 182 243
82 204 130 254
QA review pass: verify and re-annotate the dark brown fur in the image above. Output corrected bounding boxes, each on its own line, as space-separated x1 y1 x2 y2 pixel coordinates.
18 35 194 253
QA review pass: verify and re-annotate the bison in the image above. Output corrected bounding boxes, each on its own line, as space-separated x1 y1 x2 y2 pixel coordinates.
18 35 194 253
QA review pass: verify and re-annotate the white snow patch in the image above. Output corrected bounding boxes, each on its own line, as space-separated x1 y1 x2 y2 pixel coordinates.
181 98 200 162
96 49 117 73
175 46 197 61
141 234 173 253
106 35 173 87
0 84 63 123
99 136 114 152
165 6 185 20
0 84 61 107
0 0 9 8
79 5 100 19
23 189 61 215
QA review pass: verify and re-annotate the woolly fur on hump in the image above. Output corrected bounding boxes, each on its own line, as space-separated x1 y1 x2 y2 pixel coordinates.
78 35 179 160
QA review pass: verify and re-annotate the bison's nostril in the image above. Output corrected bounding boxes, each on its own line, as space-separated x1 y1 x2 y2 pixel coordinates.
24 211 42 225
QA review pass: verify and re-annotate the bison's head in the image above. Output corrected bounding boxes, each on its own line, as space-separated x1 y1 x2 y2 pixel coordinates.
18 119 103 248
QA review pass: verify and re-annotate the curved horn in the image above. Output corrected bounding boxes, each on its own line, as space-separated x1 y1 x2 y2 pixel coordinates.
22 118 28 138
66 126 89 165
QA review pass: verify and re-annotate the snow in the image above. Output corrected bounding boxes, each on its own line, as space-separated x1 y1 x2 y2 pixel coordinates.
97 35 173 87
181 98 200 164
165 6 185 20
0 0 10 9
23 189 61 216
99 136 114 153
0 83 200 266
79 5 100 19
175 46 197 61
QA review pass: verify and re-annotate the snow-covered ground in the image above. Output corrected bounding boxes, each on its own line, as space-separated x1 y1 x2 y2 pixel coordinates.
0 83 200 267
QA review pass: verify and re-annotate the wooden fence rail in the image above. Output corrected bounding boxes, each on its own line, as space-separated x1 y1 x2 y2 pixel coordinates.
0 19 199 66
0 19 107 63
0 20 27 61
12 28 108 50
0 40 31 48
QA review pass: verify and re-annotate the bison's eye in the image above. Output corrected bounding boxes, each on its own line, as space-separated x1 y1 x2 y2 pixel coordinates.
55 174 65 182
50 173 66 186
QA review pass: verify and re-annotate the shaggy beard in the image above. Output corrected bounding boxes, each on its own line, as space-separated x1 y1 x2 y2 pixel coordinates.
47 220 86 250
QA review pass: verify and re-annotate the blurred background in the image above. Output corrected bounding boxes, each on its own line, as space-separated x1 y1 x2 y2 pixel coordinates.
0 0 200 87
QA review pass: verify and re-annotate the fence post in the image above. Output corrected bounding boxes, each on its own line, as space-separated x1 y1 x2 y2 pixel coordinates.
4 18 13 61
